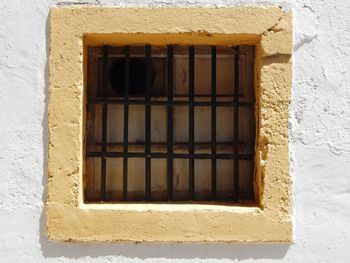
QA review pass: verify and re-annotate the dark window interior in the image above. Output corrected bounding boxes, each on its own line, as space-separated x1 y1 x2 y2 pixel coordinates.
85 45 256 203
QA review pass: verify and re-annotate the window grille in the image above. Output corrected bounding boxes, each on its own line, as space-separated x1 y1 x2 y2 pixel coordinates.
85 45 255 203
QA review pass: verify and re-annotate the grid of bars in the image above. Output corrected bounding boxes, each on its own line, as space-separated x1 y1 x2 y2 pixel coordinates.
86 45 255 202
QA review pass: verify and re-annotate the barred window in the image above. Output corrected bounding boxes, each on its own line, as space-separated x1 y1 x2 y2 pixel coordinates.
85 45 255 203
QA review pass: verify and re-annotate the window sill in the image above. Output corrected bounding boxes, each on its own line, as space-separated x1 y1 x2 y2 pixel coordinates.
80 203 261 213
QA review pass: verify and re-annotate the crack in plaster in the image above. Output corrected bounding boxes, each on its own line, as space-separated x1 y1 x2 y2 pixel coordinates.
264 15 283 34
57 1 101 5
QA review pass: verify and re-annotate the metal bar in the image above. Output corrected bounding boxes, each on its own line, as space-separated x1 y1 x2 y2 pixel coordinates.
89 99 253 107
211 46 217 199
87 152 254 160
123 45 130 201
85 197 239 203
95 141 241 147
100 45 109 201
167 45 174 200
234 46 240 202
145 45 152 200
189 46 195 199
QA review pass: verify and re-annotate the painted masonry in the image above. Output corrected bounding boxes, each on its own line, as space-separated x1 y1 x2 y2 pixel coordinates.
47 7 292 242
0 0 350 262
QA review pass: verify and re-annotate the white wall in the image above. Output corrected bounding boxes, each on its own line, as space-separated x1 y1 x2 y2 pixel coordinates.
0 0 349 262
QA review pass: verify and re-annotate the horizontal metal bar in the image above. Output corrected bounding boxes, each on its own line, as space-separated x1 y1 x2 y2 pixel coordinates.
94 141 245 146
89 99 253 107
85 198 254 204
87 151 254 160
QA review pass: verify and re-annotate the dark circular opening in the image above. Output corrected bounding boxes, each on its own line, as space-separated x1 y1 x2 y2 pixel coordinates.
110 58 155 95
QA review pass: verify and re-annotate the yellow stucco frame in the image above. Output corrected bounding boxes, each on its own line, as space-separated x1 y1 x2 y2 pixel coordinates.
47 6 292 242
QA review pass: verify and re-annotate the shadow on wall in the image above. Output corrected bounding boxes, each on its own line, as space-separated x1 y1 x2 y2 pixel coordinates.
40 12 290 261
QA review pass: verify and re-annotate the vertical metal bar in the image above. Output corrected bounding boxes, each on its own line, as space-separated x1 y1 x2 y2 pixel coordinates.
123 45 130 201
167 45 174 200
234 46 240 202
211 46 217 199
189 46 195 200
145 45 152 200
101 45 109 201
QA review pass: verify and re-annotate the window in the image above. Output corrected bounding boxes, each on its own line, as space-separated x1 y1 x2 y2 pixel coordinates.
85 45 255 203
47 7 292 242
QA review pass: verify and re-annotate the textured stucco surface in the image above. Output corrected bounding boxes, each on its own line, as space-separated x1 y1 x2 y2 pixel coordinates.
0 0 350 262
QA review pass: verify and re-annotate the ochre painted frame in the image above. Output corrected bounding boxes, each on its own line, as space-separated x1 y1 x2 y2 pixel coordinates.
47 6 292 242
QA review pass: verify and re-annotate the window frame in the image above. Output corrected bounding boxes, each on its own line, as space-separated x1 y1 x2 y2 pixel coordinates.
47 6 292 242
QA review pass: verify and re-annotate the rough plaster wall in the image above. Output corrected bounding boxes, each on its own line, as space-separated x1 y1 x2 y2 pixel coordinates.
0 0 349 262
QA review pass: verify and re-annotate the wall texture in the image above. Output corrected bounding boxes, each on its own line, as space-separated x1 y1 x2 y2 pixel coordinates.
0 0 349 262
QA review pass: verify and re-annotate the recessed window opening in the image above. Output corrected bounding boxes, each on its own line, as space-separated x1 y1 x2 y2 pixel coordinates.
85 44 255 203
